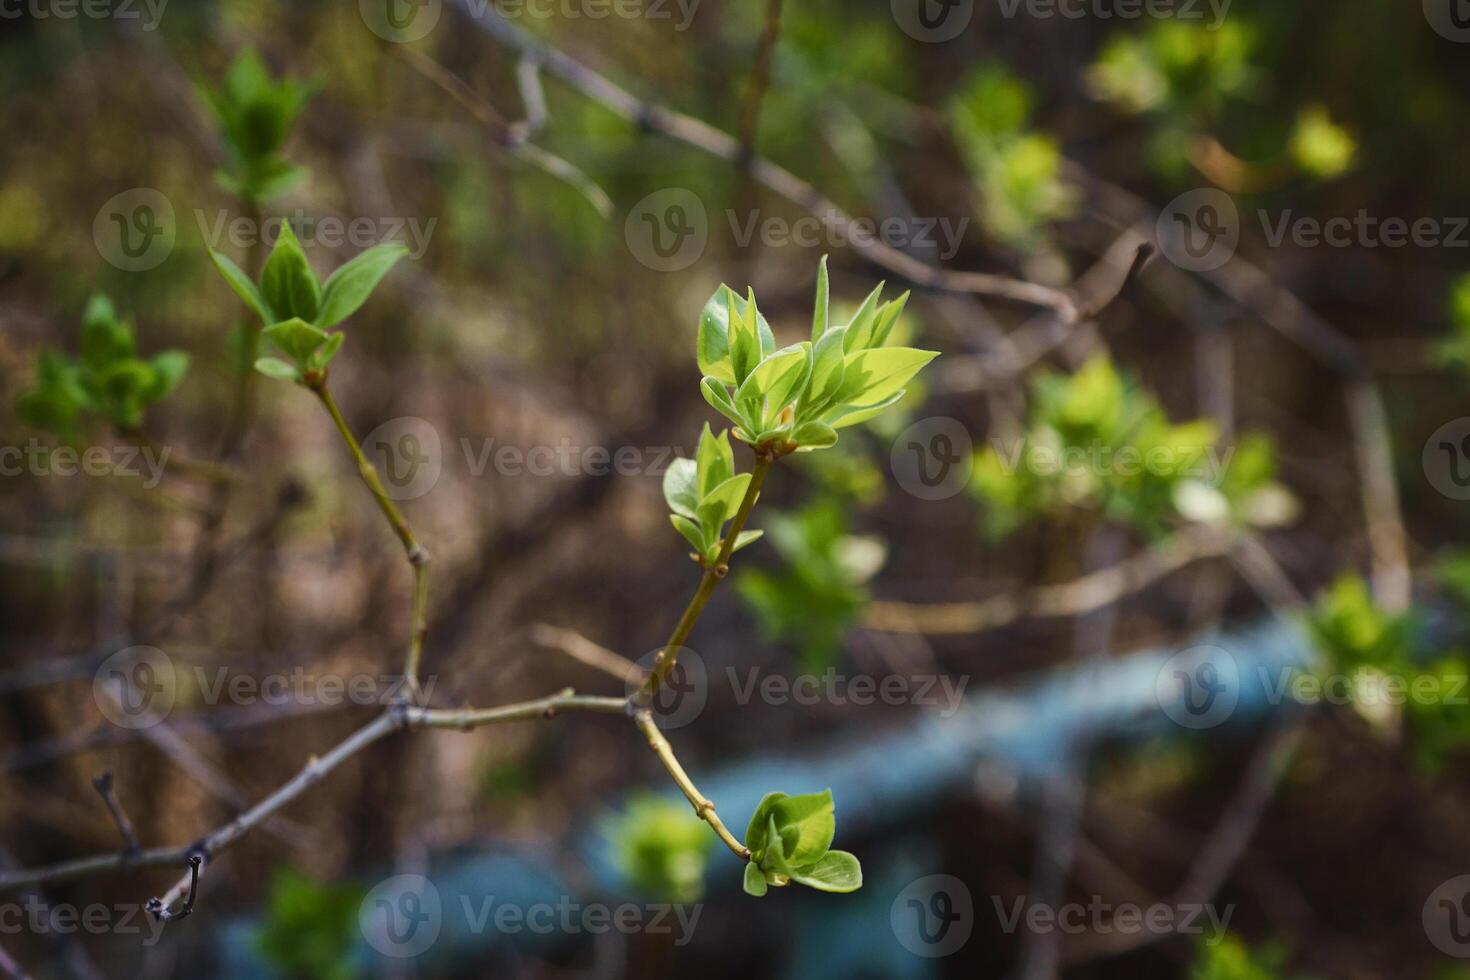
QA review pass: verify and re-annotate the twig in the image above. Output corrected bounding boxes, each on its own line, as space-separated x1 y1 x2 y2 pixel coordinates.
737 0 785 159
532 623 639 681
309 380 432 692
90 772 140 855
634 452 773 701
632 710 750 861
0 943 30 980
1343 380 1412 612
449 0 1076 319
863 525 1233 635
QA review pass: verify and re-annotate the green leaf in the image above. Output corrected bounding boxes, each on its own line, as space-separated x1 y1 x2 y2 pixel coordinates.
841 282 886 352
825 391 907 430
79 295 133 368
699 285 777 385
832 347 939 410
792 420 838 450
790 850 862 893
316 242 409 328
263 317 329 364
728 288 763 386
800 326 848 418
695 423 734 499
731 529 764 553
771 790 836 868
700 376 745 427
735 344 810 410
209 249 275 325
145 351 190 402
670 514 708 555
743 861 769 897
662 457 700 519
254 356 301 382
744 792 787 856
309 331 345 370
259 221 320 323
704 473 753 524
871 292 910 348
811 254 830 342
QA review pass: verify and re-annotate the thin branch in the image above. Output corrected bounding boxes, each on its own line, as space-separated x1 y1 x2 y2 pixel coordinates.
0 942 31 980
632 710 750 861
737 0 785 159
91 772 140 855
310 380 432 691
1343 380 1412 612
449 0 1075 319
863 525 1233 635
532 623 639 681
634 452 773 702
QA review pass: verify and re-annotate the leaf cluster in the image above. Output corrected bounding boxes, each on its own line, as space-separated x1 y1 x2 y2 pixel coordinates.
663 423 765 566
606 794 714 904
741 790 861 897
201 49 318 204
15 295 188 434
209 220 407 384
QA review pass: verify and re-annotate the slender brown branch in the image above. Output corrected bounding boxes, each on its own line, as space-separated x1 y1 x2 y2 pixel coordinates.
532 623 639 681
632 710 750 861
863 526 1233 635
737 0 785 159
309 380 433 690
91 771 140 855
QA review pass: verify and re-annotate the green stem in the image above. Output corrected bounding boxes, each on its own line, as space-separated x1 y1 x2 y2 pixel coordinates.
635 451 774 702
311 380 432 692
633 709 751 860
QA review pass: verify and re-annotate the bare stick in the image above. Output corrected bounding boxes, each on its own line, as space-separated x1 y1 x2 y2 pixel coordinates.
632 710 750 861
91 771 140 855
532 623 639 681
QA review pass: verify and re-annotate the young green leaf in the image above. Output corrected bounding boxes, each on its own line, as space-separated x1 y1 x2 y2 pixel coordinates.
703 473 753 524
791 419 838 450
670 514 709 556
263 317 329 364
824 391 907 430
259 222 320 323
254 357 302 382
735 345 809 409
841 282 886 352
695 423 734 499
662 457 700 519
145 351 191 402
811 254 830 342
316 242 409 328
832 347 939 410
789 850 862 893
209 249 275 325
743 861 769 897
308 332 345 370
771 791 836 868
727 289 762 386
700 377 746 430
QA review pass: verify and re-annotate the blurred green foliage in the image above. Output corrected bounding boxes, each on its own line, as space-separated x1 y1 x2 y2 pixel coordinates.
605 794 713 904
1190 934 1300 980
200 48 317 205
15 294 189 435
253 867 363 980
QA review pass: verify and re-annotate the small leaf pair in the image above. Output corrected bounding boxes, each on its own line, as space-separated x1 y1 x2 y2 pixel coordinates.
663 424 763 565
15 294 189 434
698 257 938 455
209 220 407 384
200 49 318 204
742 789 862 897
